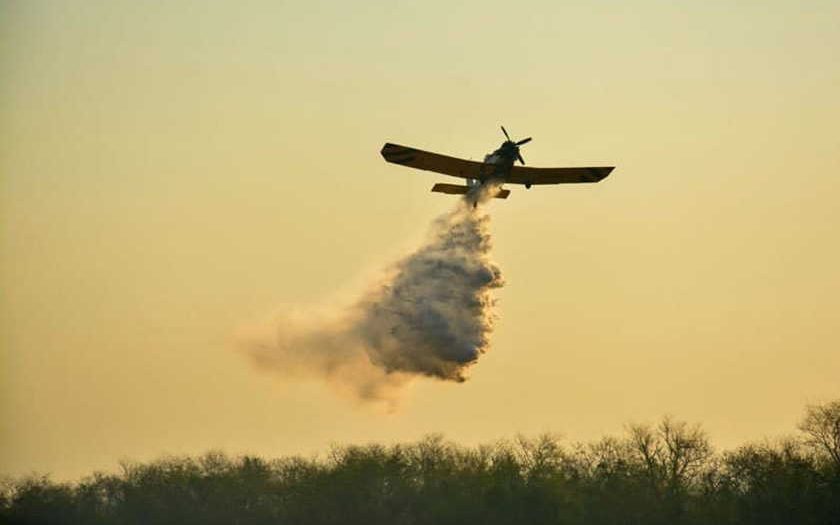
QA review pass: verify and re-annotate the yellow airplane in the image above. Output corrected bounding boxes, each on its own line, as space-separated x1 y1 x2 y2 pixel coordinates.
381 126 614 200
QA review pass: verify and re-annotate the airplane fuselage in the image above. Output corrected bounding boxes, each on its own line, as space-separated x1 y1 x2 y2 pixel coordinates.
469 141 519 186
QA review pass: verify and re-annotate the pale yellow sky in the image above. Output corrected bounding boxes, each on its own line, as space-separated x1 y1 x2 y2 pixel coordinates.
2 0 839 480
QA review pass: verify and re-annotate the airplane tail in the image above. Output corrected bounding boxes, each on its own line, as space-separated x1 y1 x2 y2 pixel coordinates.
431 183 510 199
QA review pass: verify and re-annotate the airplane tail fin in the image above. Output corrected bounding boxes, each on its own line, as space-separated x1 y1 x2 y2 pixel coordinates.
431 183 510 199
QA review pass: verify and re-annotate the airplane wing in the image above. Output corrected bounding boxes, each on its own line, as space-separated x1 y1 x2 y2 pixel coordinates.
381 143 497 180
507 165 615 185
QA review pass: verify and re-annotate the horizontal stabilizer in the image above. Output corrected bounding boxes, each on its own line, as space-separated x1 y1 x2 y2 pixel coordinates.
431 183 510 199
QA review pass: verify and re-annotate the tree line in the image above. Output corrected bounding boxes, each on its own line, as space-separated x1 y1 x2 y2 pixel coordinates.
3 400 839 525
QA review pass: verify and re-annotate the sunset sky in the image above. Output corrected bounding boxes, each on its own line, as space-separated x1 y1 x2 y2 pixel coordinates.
2 0 839 480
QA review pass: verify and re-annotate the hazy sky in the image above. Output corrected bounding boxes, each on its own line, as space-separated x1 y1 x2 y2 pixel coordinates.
2 0 839 480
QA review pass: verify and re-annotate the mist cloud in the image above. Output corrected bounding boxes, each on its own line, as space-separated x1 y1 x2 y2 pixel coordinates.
240 187 504 404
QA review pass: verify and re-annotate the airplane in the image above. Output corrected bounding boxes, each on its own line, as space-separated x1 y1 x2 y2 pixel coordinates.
380 126 615 201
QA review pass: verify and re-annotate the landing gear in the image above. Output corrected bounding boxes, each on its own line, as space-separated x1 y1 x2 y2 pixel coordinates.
525 182 532 189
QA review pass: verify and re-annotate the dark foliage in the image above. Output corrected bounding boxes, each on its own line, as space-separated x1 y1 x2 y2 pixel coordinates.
3 401 839 525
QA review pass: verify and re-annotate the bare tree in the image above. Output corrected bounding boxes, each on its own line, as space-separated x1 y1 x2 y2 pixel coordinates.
659 417 713 488
628 423 664 485
515 434 565 478
799 399 840 468
627 417 713 492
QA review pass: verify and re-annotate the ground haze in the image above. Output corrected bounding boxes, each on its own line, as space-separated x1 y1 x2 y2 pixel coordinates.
3 401 840 524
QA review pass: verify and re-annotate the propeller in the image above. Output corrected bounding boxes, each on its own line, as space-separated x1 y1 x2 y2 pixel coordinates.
500 126 531 165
